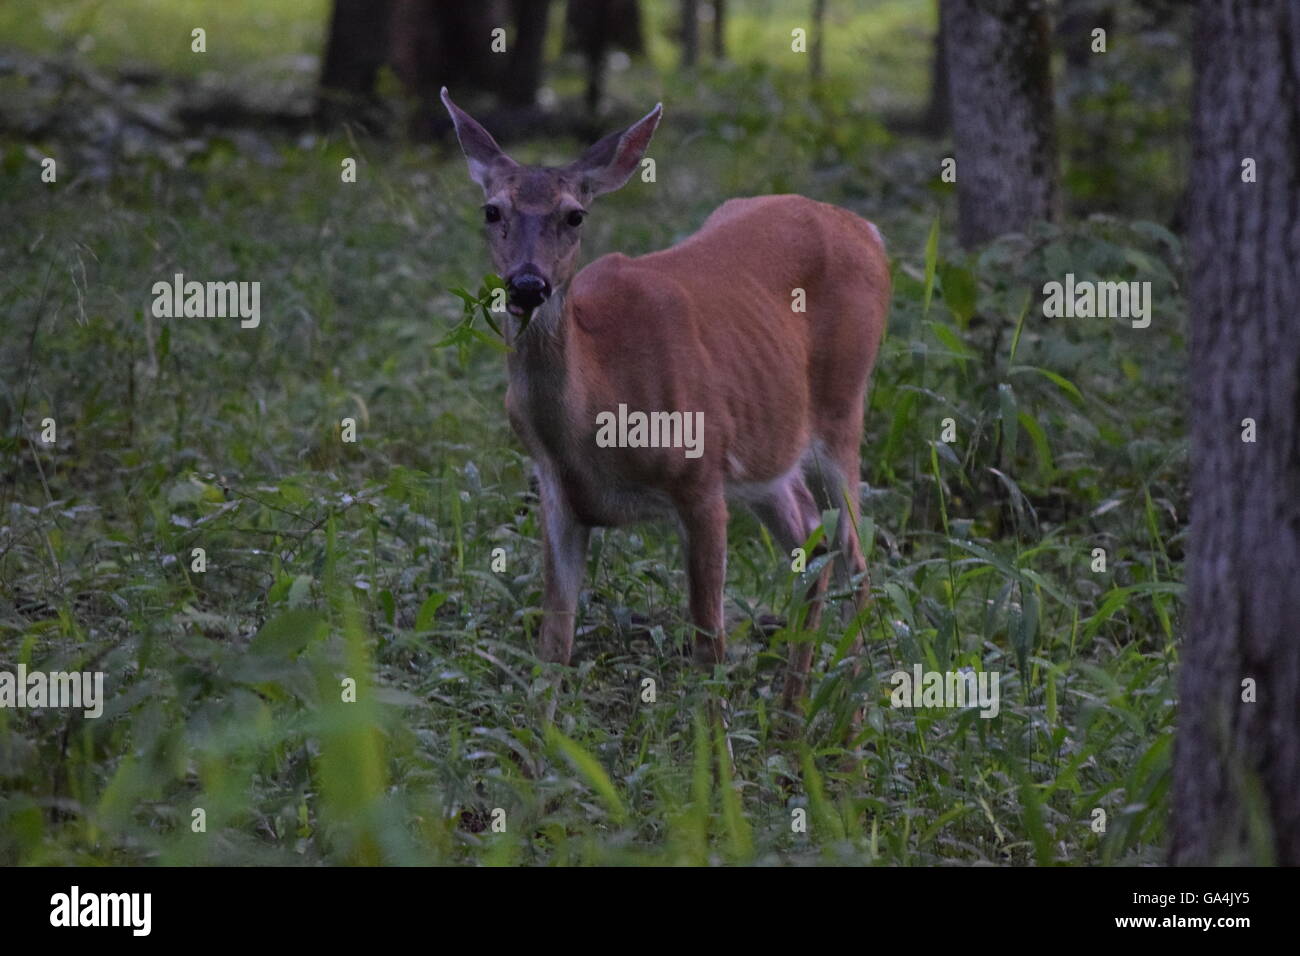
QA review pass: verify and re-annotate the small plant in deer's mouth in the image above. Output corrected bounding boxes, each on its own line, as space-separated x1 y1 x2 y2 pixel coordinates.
438 273 512 363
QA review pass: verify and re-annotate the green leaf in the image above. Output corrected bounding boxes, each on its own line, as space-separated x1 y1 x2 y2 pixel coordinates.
997 383 1019 461
480 304 506 339
470 327 511 353
1013 591 1040 675
1010 365 1086 407
928 320 974 360
1082 582 1184 642
922 216 940 318
415 592 447 631
715 720 752 861
287 574 314 608
880 389 917 467
249 609 327 659
433 321 474 350
1017 410 1054 483
938 262 977 329
1008 288 1032 364
546 726 628 824
800 747 846 843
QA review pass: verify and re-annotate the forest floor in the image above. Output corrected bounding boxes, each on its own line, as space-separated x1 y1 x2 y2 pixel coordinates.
1 0 1188 864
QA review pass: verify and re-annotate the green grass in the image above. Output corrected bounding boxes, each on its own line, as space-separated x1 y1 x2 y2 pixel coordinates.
0 0 328 74
0 0 1187 865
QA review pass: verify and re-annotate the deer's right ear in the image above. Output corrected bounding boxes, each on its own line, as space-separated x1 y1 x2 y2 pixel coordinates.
441 87 515 192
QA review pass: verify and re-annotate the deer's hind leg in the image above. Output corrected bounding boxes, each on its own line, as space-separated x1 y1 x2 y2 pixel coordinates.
804 438 870 618
747 468 832 712
804 434 872 735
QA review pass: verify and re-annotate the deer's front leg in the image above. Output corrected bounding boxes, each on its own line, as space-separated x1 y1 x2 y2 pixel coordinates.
535 463 590 664
676 491 729 667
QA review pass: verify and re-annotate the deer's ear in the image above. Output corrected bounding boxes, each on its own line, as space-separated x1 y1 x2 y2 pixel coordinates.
570 103 662 198
441 87 516 192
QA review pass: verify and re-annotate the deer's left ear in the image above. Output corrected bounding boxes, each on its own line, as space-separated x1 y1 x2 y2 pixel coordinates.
570 103 662 198
441 87 517 192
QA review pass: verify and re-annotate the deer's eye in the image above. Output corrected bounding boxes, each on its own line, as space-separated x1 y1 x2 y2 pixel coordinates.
565 209 586 228
483 205 502 224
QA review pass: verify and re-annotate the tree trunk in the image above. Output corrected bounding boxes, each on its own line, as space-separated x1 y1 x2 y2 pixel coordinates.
320 0 395 100
1171 0 1300 866
922 0 949 133
579 2 609 115
1057 0 1120 213
566 0 644 115
500 0 553 105
681 0 699 67
383 1 508 102
942 0 1059 247
428 0 507 94
712 0 726 59
811 0 828 82
1058 0 1114 70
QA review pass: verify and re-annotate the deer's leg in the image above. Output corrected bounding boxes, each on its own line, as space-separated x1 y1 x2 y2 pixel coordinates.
675 490 730 667
535 462 590 665
833 452 870 736
829 445 870 646
749 470 831 712
838 472 871 620
807 442 873 736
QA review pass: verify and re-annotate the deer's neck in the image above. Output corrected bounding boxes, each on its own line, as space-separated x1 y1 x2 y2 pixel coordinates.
507 283 568 376
506 286 577 458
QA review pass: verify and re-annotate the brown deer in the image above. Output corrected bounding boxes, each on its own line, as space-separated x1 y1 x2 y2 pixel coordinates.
441 89 890 710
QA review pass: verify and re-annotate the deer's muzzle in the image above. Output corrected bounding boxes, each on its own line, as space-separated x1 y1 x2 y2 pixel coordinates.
507 271 550 315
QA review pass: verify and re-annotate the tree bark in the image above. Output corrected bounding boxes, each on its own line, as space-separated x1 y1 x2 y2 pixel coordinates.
942 0 1059 247
1171 0 1300 866
1058 0 1114 70
811 0 828 82
681 0 699 67
922 0 949 134
1057 0 1120 213
341 0 510 105
320 0 395 99
565 0 644 115
500 0 553 105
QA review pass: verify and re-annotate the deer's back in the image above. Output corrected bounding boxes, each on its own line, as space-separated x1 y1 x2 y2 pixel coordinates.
569 194 887 381
556 195 888 492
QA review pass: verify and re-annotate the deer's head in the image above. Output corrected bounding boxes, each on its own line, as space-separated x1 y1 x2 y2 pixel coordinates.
441 88 661 317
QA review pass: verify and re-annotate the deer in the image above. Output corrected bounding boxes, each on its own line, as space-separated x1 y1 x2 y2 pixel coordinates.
441 88 890 712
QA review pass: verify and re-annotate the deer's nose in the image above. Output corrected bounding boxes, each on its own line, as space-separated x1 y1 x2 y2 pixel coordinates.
506 271 551 312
